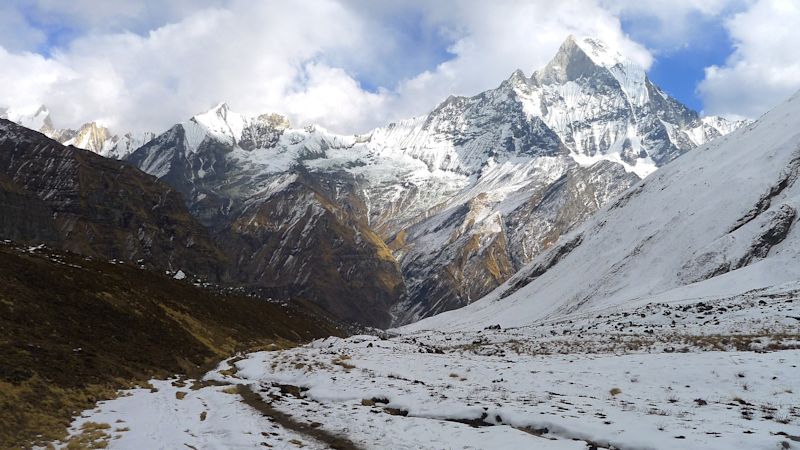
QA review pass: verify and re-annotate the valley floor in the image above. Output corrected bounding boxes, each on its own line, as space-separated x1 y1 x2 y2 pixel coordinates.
53 288 800 450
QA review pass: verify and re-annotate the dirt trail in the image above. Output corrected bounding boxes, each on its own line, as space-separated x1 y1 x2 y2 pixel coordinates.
236 384 364 450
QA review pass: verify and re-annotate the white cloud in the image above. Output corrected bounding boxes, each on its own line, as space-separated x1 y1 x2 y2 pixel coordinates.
699 0 800 118
7 0 380 132
12 0 231 35
0 47 74 112
1 0 786 135
283 63 389 132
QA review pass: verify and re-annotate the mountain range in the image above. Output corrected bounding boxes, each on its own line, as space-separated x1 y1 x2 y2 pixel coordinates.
406 87 800 332
1 36 746 328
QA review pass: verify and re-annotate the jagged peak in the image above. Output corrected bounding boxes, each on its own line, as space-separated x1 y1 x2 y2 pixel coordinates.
212 101 230 115
572 37 631 70
191 103 289 129
503 69 529 88
183 103 293 152
533 35 649 107
509 68 526 80
77 121 109 132
534 35 642 82
193 101 233 121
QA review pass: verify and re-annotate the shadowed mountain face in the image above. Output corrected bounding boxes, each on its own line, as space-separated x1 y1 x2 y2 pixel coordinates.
122 36 745 327
0 116 403 328
0 119 226 278
216 170 405 328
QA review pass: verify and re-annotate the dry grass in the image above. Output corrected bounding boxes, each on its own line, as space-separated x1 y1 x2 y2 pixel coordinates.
63 422 112 449
0 377 119 448
0 244 342 449
332 354 356 371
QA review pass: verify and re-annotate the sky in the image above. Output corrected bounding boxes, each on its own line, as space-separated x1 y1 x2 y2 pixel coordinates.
0 0 798 135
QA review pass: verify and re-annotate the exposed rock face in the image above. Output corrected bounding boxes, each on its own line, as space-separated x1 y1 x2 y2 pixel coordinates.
0 119 225 277
217 171 404 328
121 36 745 327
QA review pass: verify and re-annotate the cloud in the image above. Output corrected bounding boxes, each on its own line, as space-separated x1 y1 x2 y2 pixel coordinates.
0 47 74 112
5 0 380 132
0 3 47 52
10 0 232 36
698 0 800 118
1 0 783 135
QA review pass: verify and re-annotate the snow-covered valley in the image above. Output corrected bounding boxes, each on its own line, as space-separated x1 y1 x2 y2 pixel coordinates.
55 285 799 450
48 73 800 450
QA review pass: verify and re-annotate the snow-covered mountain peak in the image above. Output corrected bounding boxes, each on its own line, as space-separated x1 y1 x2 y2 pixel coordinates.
187 102 245 148
183 103 292 152
0 104 153 159
571 36 630 70
405 88 800 332
533 35 648 107
504 69 529 88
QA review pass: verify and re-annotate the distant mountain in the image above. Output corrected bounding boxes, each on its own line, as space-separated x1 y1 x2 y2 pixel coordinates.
404 89 800 332
125 36 745 326
0 105 153 159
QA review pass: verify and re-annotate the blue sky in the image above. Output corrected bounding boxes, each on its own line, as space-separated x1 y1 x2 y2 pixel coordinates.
0 1 797 133
624 16 735 112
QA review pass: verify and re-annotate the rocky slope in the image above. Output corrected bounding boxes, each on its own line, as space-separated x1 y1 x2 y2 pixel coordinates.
126 109 405 327
124 36 744 326
404 88 800 332
0 118 225 278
